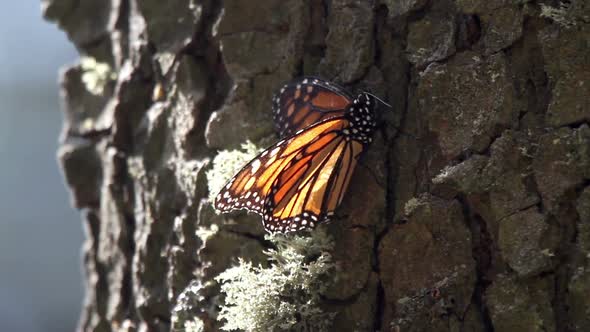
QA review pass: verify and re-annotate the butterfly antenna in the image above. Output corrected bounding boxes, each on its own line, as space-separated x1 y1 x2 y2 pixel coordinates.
363 92 392 108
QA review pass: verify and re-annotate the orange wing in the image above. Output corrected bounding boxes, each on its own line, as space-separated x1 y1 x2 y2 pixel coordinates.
261 125 365 233
273 77 352 138
214 117 349 217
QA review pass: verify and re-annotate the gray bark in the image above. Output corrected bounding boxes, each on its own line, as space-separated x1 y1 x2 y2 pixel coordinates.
45 0 590 331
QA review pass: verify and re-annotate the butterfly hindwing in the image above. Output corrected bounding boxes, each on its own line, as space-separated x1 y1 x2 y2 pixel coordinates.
273 77 353 138
214 145 283 214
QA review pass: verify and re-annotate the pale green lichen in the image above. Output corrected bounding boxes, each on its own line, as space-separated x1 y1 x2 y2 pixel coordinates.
206 141 262 204
171 281 213 332
404 197 421 216
181 318 205 332
541 2 576 28
80 57 117 95
216 228 336 331
195 223 219 242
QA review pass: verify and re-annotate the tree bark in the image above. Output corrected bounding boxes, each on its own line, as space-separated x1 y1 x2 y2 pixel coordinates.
44 0 590 331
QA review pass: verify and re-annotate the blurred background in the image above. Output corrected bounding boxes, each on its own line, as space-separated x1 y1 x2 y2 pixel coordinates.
0 2 82 332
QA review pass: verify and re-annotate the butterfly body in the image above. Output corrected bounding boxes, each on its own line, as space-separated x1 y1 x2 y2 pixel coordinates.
215 77 380 233
340 93 377 144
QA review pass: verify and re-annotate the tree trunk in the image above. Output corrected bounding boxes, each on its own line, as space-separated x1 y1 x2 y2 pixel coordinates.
44 0 590 331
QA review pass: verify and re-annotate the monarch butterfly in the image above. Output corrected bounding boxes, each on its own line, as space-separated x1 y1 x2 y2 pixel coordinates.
215 77 380 233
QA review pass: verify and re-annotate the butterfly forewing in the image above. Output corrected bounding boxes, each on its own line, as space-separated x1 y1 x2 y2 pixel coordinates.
214 117 348 218
261 121 365 233
273 77 353 138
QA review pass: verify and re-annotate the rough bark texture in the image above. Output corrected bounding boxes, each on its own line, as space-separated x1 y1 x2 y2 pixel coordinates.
45 0 590 331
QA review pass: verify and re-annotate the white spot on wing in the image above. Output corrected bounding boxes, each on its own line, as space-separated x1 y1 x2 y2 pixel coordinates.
251 159 261 173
